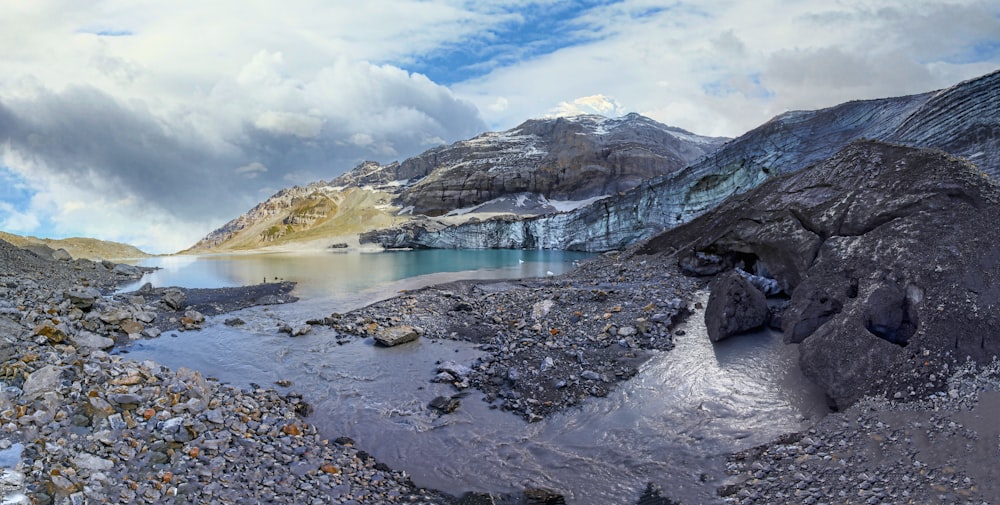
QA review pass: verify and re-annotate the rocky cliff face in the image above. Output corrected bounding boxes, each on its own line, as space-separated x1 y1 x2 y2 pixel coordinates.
390 113 726 216
191 184 324 250
362 70 1000 251
193 113 725 251
642 140 1000 409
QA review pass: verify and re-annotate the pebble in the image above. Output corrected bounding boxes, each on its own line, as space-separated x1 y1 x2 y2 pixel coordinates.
722 359 1000 504
331 249 697 420
0 241 445 505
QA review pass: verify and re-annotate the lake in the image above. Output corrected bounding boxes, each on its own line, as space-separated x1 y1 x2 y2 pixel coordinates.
120 249 828 504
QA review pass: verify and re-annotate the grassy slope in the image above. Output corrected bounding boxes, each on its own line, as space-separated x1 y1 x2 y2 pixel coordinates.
0 231 151 260
199 187 411 252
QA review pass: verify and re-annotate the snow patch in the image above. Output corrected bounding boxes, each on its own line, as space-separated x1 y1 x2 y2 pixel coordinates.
443 193 611 218
543 195 611 212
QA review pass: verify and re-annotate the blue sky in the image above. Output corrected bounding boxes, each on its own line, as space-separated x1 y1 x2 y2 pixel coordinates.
405 1 621 85
0 167 31 207
0 0 997 253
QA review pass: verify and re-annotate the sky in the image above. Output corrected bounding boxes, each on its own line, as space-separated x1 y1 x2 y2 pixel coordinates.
0 0 997 254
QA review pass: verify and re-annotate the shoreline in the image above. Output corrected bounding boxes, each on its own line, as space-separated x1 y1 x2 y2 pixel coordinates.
4 236 999 504
0 240 454 504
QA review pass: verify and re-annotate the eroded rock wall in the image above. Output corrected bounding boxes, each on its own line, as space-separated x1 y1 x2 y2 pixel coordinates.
643 140 1000 409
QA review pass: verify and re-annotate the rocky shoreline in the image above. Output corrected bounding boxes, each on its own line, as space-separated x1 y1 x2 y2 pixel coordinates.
0 240 452 504
324 241 1000 505
719 359 1000 504
325 250 700 422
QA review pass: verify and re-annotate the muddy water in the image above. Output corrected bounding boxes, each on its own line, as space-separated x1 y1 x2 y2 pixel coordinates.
120 253 829 504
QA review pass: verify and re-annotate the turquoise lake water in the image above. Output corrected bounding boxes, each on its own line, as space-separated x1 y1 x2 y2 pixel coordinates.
121 249 594 306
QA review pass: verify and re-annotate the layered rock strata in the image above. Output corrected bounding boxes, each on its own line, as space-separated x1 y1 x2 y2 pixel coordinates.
642 140 1000 409
363 70 1000 252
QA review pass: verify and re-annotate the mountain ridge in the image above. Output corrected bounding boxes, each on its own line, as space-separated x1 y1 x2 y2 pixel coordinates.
361 68 1000 251
0 231 151 260
189 112 727 252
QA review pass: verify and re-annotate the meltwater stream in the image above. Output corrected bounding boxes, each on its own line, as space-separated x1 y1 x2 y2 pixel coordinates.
120 251 829 504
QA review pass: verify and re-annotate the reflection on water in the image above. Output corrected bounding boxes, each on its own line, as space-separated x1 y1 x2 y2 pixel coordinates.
121 250 592 299
122 269 829 505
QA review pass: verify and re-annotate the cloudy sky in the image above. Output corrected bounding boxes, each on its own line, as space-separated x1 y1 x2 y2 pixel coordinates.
0 0 997 253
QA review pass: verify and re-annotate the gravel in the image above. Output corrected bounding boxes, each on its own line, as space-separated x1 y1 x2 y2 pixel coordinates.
0 240 449 504
720 358 1000 504
5 236 998 505
324 250 702 421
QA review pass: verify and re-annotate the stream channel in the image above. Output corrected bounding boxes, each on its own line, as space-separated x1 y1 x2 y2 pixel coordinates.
119 249 830 504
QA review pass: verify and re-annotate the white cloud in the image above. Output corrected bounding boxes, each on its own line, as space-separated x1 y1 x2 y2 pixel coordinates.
348 133 374 147
0 2 493 253
548 94 627 118
253 111 324 138
0 202 40 232
0 0 997 253
487 96 509 113
235 161 268 178
0 146 215 253
457 0 1000 137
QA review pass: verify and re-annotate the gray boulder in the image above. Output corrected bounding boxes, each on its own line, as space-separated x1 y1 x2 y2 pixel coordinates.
22 365 65 400
374 326 420 347
69 330 115 350
64 286 101 310
51 248 72 261
111 263 138 276
705 270 769 342
162 288 186 310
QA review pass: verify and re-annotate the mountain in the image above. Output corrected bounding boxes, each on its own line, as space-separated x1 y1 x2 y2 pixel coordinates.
189 113 727 252
187 184 406 251
362 69 1000 251
0 231 151 260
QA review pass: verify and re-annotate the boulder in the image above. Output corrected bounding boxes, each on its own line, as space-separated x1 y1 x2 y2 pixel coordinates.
162 288 186 310
704 270 769 342
68 330 115 350
436 361 473 380
99 308 131 325
22 365 65 400
33 322 67 344
111 263 139 276
428 396 460 414
72 453 114 472
0 318 24 339
119 319 144 336
51 248 72 261
69 330 115 350
374 326 419 347
64 286 101 310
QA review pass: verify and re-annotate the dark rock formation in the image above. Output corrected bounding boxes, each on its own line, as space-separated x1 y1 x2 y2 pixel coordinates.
642 140 1000 409
428 395 461 414
388 113 726 216
363 69 1000 251
704 271 769 342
